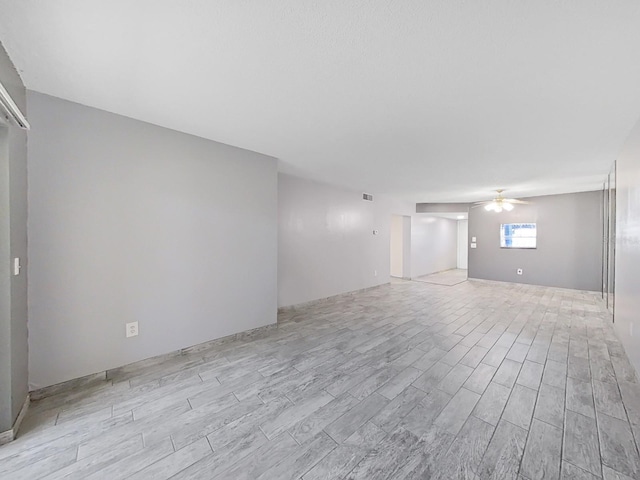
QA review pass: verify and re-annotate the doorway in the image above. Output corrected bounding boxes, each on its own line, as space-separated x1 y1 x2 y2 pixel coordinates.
410 212 468 285
457 219 468 270
390 214 411 279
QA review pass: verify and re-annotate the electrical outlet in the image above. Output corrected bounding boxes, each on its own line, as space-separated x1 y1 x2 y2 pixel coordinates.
517 268 523 275
126 322 139 338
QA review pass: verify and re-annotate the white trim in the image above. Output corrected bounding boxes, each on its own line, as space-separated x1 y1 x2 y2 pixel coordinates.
0 81 29 129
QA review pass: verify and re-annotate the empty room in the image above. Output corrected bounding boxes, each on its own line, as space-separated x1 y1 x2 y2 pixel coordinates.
2 2 640 479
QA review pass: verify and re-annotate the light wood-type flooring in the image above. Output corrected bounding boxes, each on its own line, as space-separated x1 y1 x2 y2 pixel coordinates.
1 279 639 479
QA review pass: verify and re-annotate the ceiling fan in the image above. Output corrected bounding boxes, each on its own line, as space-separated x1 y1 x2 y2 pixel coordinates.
472 190 530 212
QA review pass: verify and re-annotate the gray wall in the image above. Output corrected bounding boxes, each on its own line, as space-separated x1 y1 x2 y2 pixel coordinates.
468 191 603 291
410 215 458 278
27 92 278 389
0 42 28 433
614 117 640 375
278 173 413 307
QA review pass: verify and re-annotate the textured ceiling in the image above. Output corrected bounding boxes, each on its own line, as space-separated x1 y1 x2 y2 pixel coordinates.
1 1 640 202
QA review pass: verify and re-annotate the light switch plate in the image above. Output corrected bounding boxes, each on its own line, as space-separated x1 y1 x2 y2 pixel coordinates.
470 243 477 249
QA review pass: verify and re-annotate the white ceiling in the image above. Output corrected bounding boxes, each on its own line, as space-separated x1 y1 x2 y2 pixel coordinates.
1 1 639 202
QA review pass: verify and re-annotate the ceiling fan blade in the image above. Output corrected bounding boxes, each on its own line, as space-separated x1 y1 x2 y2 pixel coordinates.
503 198 530 204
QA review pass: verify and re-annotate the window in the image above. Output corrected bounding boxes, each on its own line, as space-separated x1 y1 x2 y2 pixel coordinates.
500 223 537 249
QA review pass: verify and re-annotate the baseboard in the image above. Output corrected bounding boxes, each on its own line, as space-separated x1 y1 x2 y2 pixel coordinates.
30 322 278 401
0 394 30 445
467 277 602 294
30 372 108 401
180 323 277 355
278 283 391 313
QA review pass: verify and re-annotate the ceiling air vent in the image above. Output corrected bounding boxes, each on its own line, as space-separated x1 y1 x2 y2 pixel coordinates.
363 193 374 202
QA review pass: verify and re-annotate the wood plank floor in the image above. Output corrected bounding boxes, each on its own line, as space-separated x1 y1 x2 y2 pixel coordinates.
2 279 640 479
413 268 468 286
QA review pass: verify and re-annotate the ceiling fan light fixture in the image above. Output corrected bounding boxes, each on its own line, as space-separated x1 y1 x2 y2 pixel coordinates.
475 190 528 213
485 201 505 212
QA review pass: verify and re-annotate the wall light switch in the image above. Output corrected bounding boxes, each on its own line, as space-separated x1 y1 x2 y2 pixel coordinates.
470 243 477 249
471 237 477 242
13 258 21 276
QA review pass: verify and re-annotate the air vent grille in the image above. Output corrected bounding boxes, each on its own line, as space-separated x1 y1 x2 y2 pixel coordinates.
363 193 373 201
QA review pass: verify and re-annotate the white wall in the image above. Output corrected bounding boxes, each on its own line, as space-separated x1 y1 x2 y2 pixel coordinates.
410 215 458 278
390 215 403 278
27 92 278 389
278 173 413 307
390 215 412 278
615 116 640 375
0 42 28 433
457 220 469 269
401 216 412 278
